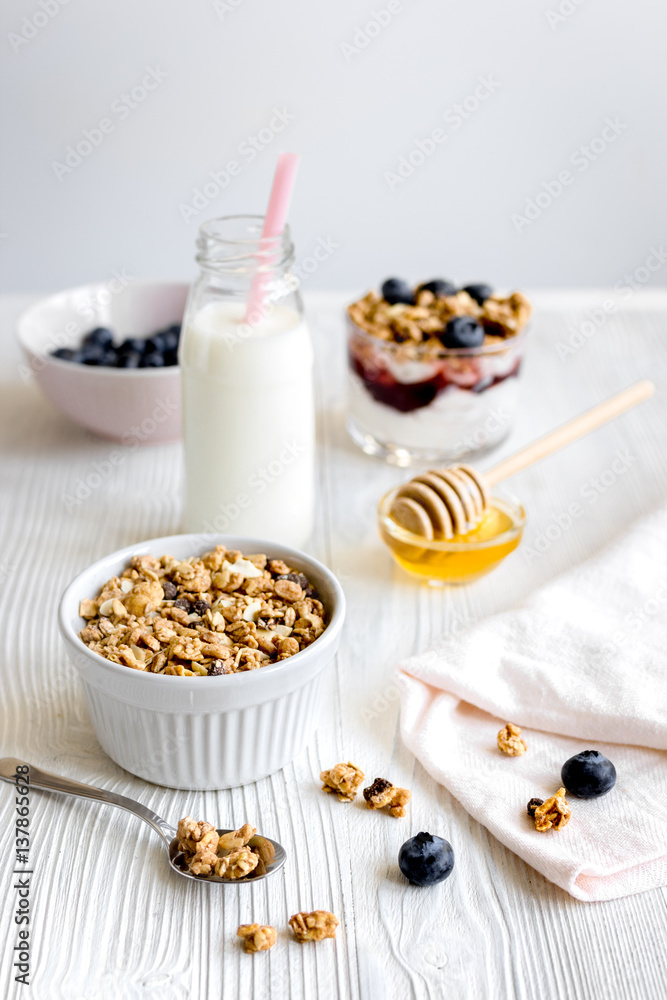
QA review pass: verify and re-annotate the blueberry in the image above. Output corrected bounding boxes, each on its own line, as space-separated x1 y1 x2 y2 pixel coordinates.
417 278 458 297
144 335 167 353
82 326 114 349
561 750 616 798
98 349 118 367
51 347 76 361
462 283 493 305
398 832 454 887
163 349 179 367
118 337 147 356
116 351 142 369
381 278 415 306
160 328 180 352
439 315 485 349
81 344 106 365
140 351 166 368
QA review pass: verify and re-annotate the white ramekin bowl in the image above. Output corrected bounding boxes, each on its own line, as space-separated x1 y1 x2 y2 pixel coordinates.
16 280 188 444
58 534 346 789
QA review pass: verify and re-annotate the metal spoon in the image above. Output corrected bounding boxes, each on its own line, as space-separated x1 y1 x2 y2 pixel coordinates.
0 757 286 884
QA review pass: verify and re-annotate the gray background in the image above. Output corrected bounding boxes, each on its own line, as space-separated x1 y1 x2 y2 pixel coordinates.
1 0 666 293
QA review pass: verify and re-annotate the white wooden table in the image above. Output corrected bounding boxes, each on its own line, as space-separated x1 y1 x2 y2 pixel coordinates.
1 290 667 1000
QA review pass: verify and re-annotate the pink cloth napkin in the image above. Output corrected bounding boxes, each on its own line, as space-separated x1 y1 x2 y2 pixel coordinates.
398 506 667 901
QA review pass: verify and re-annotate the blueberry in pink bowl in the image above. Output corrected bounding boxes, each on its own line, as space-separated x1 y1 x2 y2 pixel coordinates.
51 322 181 369
346 277 532 464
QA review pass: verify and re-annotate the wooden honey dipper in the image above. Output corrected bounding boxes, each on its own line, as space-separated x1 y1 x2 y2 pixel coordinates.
389 380 655 539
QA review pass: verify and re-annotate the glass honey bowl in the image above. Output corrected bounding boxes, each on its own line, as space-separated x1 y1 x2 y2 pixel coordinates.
377 486 525 585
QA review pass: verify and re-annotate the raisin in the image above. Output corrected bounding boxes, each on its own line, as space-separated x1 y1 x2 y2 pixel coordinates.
173 598 191 611
190 598 211 617
208 659 229 676
162 581 178 600
363 778 392 802
527 798 544 818
277 572 310 591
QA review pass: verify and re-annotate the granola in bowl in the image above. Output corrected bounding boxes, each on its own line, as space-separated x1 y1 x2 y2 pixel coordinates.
78 545 327 676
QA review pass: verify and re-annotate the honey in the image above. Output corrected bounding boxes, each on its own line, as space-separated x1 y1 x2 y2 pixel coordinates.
378 492 525 585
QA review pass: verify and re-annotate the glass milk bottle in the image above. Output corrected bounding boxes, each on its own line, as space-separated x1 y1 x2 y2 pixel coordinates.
180 215 315 547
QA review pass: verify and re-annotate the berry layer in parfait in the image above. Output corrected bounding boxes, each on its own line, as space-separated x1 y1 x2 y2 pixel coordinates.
346 277 532 465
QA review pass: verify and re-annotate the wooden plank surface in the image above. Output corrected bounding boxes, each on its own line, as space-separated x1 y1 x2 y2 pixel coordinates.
1 290 666 1000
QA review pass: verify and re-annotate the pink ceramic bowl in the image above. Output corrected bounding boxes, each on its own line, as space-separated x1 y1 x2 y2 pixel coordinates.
16 280 188 444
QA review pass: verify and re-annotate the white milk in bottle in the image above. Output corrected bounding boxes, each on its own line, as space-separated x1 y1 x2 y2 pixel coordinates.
180 216 315 547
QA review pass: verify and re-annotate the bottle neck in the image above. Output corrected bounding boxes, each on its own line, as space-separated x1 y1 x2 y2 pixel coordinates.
196 214 295 280
186 214 303 333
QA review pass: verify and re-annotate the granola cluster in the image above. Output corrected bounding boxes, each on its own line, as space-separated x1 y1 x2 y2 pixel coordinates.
289 911 339 943
362 777 411 818
176 817 276 879
320 762 365 802
348 287 531 359
237 924 277 953
529 789 571 832
497 723 528 757
78 547 327 676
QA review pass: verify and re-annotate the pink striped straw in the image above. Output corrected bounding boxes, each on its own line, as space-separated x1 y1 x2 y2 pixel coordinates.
244 152 300 324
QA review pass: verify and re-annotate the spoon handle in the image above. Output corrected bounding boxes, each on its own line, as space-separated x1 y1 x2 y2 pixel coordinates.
0 757 176 846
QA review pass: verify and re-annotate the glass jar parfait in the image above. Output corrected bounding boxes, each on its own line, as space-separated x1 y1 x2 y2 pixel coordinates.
346 288 531 466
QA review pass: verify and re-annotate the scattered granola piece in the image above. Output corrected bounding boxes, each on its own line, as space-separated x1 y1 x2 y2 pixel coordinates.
526 798 544 818
218 823 257 851
237 924 277 953
215 846 259 879
532 788 571 832
320 762 365 802
497 723 528 756
289 910 339 943
363 777 411 818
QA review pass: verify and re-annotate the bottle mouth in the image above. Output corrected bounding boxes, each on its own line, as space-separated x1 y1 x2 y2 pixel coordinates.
196 214 294 271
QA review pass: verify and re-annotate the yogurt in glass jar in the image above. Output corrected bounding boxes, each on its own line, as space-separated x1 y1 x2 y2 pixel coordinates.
346 281 532 465
180 216 315 547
